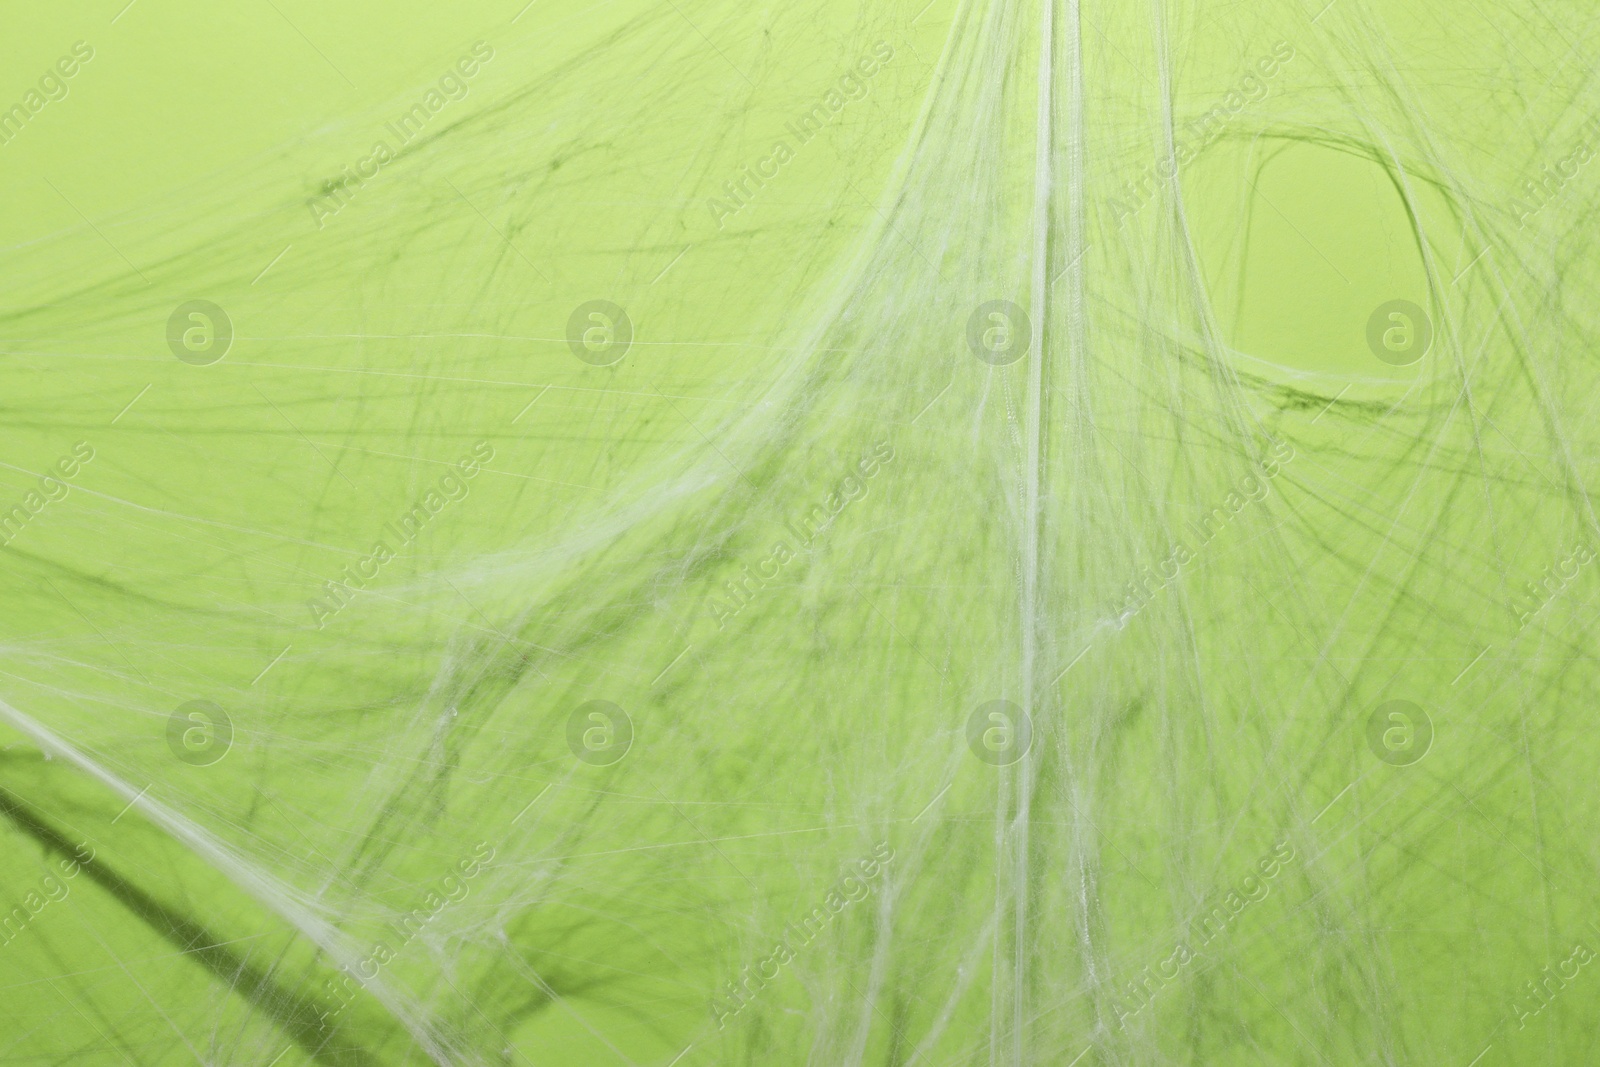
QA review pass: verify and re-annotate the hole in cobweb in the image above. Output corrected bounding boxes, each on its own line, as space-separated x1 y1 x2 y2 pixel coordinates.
1188 136 1437 379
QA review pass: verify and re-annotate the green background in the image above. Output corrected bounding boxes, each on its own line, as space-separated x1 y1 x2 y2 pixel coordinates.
2 1 1598 1064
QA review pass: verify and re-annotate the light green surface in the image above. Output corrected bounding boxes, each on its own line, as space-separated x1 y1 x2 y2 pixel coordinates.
3 1 1599 1065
